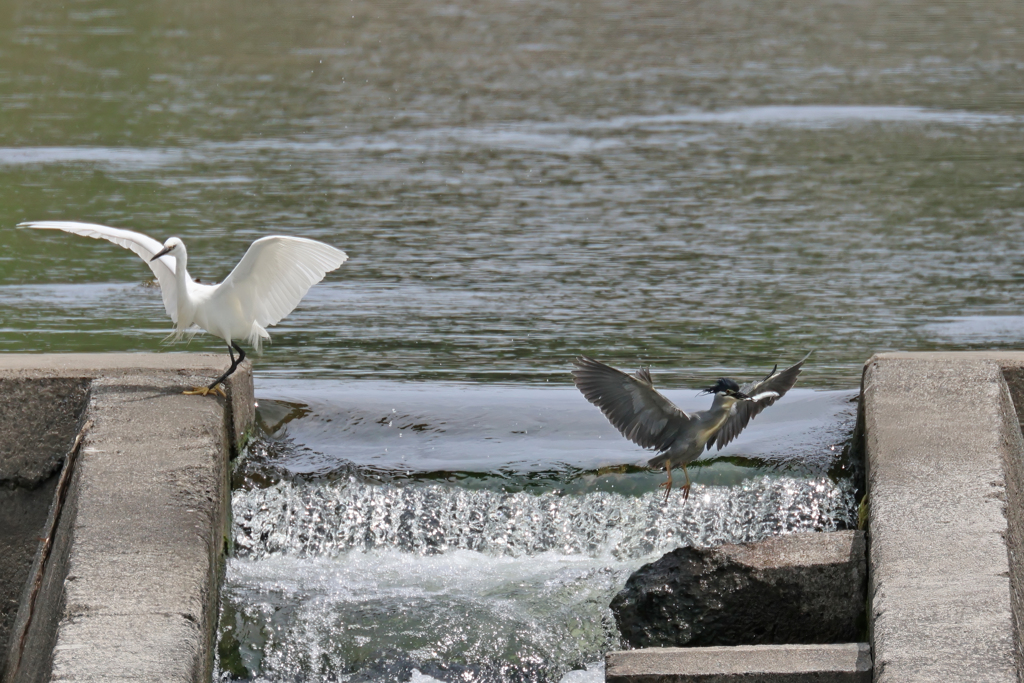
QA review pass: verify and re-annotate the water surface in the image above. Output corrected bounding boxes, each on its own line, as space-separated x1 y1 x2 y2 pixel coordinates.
2 0 1023 382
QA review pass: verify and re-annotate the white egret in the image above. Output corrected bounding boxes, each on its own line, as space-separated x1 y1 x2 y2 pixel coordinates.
20 221 348 396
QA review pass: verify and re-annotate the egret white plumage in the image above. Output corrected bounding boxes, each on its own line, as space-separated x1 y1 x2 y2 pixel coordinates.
20 221 348 396
572 353 809 502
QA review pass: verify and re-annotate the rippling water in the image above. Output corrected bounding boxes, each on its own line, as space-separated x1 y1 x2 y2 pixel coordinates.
2 0 1021 680
2 0 1024 382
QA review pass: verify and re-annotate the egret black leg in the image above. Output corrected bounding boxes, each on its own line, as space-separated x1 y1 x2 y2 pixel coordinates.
208 342 246 390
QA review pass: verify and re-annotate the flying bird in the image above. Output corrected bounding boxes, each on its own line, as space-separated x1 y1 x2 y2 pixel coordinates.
572 354 809 502
20 221 348 396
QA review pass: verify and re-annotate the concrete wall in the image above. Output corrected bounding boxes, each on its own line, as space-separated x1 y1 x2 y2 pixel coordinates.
1000 365 1024 678
0 378 90 677
862 352 1024 682
0 354 254 683
12 351 1024 682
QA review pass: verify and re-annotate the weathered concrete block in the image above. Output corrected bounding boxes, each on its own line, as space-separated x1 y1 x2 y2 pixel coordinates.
0 354 253 683
611 531 865 649
605 643 872 683
863 353 1022 682
225 367 256 453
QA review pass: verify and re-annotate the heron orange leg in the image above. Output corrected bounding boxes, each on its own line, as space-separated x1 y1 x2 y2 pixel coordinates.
680 465 692 502
658 459 674 503
658 460 692 504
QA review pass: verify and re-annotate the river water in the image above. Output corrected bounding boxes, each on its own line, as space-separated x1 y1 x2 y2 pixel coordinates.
1 0 1022 681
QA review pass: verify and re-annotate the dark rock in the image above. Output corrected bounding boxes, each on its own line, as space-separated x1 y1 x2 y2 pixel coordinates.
611 530 866 648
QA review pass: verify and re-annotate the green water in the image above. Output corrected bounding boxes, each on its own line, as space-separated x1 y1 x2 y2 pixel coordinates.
2 0 1023 385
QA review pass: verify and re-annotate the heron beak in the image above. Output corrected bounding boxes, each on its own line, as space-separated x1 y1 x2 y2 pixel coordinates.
732 391 751 400
150 246 172 262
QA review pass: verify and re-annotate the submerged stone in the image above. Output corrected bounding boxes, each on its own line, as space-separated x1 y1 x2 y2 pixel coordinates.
611 530 866 648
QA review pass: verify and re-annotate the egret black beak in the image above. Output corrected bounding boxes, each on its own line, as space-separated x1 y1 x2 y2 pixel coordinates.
150 245 172 262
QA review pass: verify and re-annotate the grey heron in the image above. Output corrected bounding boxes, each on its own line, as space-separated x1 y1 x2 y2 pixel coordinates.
572 354 809 502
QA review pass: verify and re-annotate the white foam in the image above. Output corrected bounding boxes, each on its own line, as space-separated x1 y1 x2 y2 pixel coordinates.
0 146 184 168
232 476 855 560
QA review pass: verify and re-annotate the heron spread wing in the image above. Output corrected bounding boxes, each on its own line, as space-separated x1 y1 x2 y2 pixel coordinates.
218 236 348 329
711 351 811 451
572 356 691 451
18 221 179 323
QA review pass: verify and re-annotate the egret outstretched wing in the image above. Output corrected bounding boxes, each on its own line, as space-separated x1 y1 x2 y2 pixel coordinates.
18 221 179 323
711 351 811 451
572 356 692 451
218 236 348 329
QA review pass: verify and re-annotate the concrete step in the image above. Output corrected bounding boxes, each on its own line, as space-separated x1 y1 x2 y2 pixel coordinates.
605 643 871 682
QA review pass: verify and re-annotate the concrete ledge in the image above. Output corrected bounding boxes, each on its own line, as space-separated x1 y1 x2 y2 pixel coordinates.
605 643 872 682
0 354 254 683
0 354 254 452
863 352 1024 682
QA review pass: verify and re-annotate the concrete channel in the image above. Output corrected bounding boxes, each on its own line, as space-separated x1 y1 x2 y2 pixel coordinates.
0 354 253 683
609 351 1024 682
5 352 1024 681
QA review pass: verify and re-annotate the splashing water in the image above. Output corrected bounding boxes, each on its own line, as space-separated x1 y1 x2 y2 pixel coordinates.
220 476 855 682
216 379 859 682
232 477 855 561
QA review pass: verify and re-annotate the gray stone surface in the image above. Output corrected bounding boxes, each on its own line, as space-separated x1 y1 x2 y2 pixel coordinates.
0 374 90 677
7 452 79 683
0 378 89 487
611 531 865 649
0 354 253 683
605 643 872 683
862 353 1024 682
48 376 231 682
224 366 256 453
0 478 59 677
1001 365 1024 679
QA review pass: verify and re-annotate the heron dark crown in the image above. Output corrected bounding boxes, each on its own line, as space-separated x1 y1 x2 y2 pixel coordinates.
702 377 740 395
